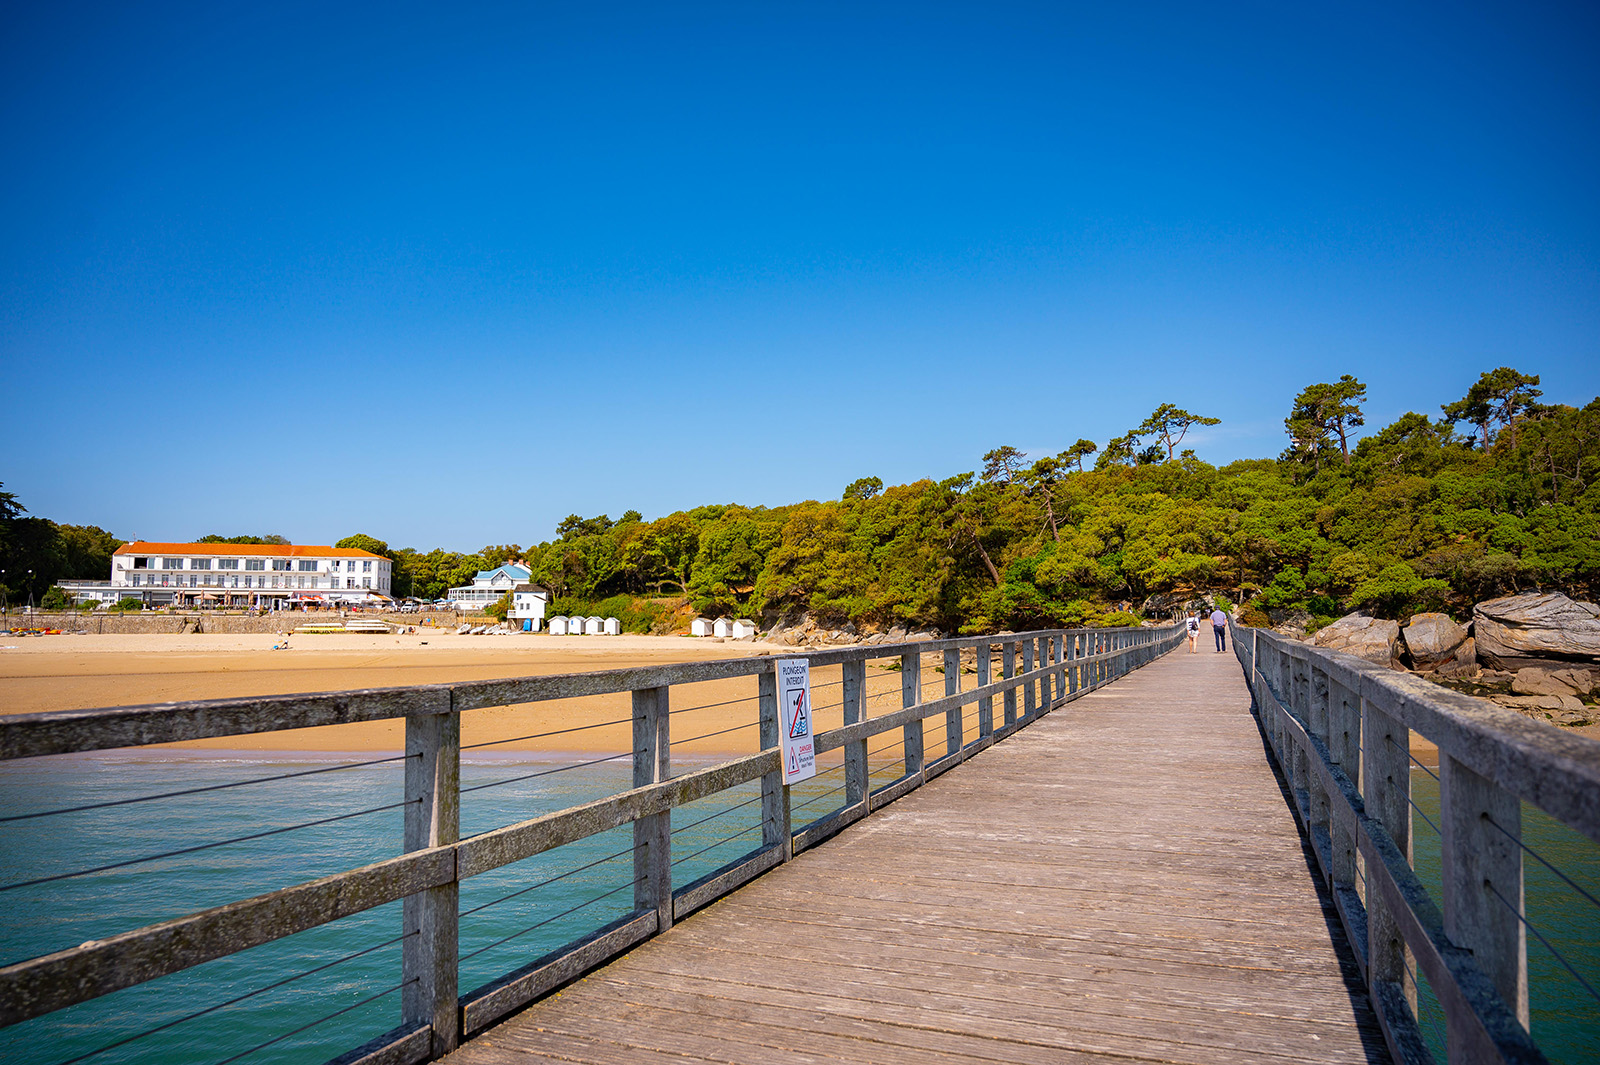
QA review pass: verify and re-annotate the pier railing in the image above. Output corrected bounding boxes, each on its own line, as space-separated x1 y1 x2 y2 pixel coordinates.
1231 621 1600 1065
0 623 1181 1065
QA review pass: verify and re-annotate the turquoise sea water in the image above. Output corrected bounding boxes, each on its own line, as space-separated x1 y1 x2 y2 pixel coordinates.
0 750 862 1065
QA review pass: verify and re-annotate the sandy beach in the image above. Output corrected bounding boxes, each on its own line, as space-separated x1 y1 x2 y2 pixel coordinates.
0 632 927 758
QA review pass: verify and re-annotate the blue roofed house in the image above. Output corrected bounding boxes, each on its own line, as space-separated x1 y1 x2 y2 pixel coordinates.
447 563 533 611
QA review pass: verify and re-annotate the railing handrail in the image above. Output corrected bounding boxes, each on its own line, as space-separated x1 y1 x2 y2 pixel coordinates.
1230 618 1600 1065
0 628 1157 760
0 624 1184 1065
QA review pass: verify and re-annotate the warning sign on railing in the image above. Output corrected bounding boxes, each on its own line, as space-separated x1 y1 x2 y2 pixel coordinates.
776 658 817 784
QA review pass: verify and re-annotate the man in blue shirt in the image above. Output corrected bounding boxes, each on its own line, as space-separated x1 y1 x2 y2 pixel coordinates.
1210 607 1228 652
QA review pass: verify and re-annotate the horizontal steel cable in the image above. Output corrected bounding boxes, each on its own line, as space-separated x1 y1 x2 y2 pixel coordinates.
461 716 632 751
668 693 756 716
460 751 631 795
459 844 635 919
669 824 760 868
791 781 847 813
668 720 759 746
1485 879 1600 1005
212 978 415 1065
58 931 416 1065
0 798 418 894
0 752 418 825
670 792 763 835
1482 814 1600 913
458 877 638 963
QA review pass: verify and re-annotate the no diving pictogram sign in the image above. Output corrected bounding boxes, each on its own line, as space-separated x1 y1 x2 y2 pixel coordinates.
775 658 816 784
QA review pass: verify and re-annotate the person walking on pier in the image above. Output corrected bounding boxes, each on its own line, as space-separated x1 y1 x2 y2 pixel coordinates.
1186 611 1200 653
1210 607 1227 652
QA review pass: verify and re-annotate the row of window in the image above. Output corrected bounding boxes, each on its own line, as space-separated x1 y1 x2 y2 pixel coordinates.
128 575 378 589
129 557 379 572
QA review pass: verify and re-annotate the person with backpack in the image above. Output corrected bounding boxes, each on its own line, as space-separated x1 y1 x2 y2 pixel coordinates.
1185 611 1200 653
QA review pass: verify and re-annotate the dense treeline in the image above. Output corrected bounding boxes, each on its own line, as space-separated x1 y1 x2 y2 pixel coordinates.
404 368 1600 631
5 368 1596 631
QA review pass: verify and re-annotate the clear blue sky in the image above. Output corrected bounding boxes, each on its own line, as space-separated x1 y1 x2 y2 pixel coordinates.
3 1 1597 551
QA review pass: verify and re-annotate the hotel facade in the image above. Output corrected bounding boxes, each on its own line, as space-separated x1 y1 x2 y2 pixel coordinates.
61 542 394 608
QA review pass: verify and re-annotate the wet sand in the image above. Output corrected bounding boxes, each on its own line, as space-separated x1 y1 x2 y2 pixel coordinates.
0 632 923 757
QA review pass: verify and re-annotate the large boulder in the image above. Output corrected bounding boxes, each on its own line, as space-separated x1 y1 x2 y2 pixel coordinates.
1401 613 1472 671
1474 593 1600 671
1312 613 1402 668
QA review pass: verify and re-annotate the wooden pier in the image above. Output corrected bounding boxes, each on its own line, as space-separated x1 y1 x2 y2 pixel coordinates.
444 645 1387 1065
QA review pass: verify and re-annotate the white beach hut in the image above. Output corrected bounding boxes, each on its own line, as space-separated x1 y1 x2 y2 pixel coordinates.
547 615 569 636
713 618 733 638
732 619 757 638
604 617 621 636
690 617 713 637
584 615 605 635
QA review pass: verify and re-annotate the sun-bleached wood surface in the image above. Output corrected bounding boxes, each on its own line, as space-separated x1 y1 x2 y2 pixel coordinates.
443 644 1387 1064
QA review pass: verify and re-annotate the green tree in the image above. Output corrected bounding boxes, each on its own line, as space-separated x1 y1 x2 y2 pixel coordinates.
980 446 1027 485
1060 439 1097 472
1286 376 1367 468
334 533 393 559
1442 367 1542 450
198 534 290 544
843 476 883 501
1135 404 1221 462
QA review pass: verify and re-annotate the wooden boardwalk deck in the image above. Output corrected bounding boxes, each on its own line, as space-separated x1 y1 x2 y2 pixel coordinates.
443 643 1389 1064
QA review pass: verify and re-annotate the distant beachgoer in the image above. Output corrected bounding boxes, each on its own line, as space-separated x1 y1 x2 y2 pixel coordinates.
1210 607 1227 652
1185 612 1200 653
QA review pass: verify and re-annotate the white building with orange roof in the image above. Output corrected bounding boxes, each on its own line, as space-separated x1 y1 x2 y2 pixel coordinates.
61 542 393 609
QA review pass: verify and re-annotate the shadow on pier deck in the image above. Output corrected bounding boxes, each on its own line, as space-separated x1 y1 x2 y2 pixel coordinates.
445 646 1387 1065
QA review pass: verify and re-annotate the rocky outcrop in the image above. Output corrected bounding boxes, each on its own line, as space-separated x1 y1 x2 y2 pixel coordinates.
1311 614 1401 668
1474 593 1600 671
1400 613 1475 673
1511 667 1596 697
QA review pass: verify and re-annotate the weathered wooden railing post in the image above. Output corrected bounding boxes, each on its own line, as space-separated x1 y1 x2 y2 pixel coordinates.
1441 755 1529 1040
1362 694 1416 1017
1051 634 1064 707
1327 673 1360 902
403 692 460 1057
901 649 924 777
1308 663 1332 877
633 685 672 932
943 647 962 755
1022 639 1036 718
759 670 792 862
1001 640 1017 725
977 641 994 736
842 658 868 808
1067 633 1079 696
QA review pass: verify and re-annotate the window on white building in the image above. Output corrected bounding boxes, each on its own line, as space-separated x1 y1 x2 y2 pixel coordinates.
362 560 372 571
131 575 141 586
272 560 291 571
191 558 212 570
245 559 265 571
132 557 150 569
297 560 318 572
218 558 239 570
164 558 184 569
